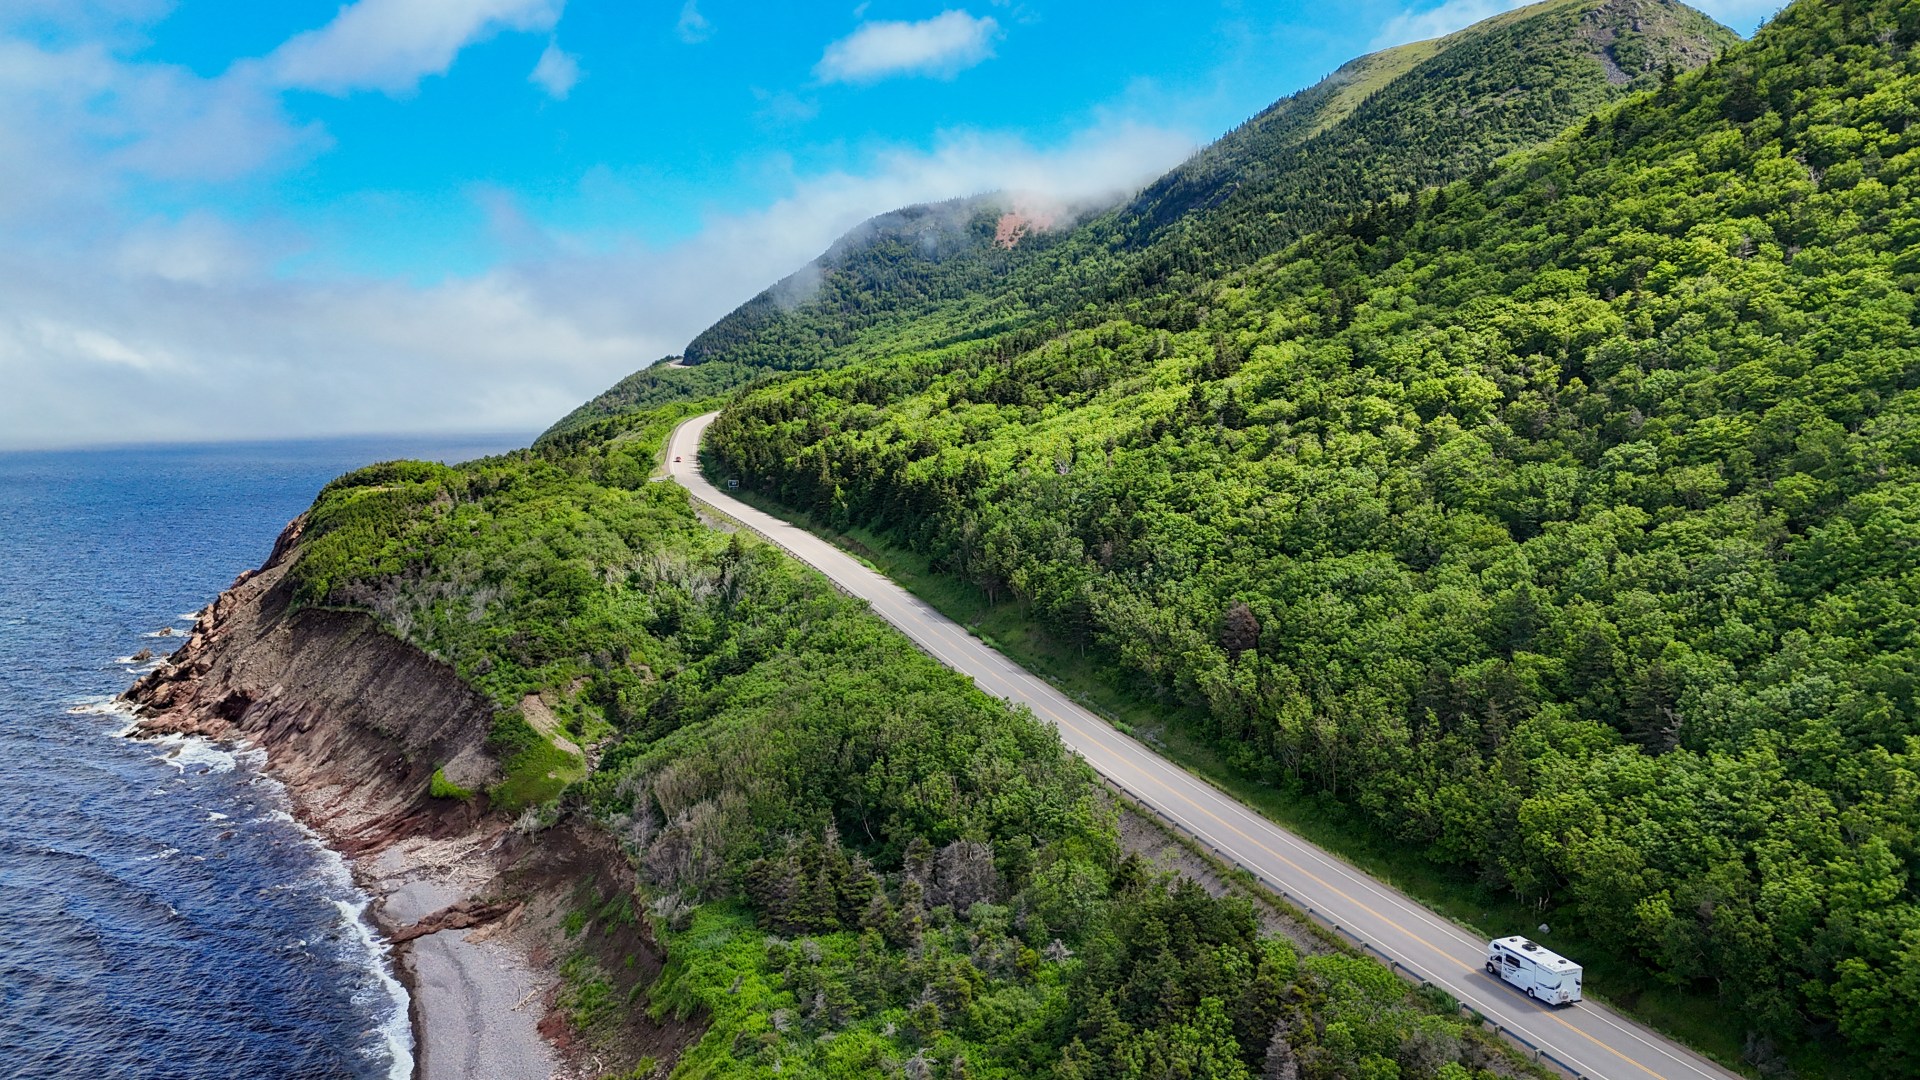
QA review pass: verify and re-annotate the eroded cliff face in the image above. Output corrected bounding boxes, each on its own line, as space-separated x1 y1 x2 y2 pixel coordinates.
124 516 497 853
121 516 703 1078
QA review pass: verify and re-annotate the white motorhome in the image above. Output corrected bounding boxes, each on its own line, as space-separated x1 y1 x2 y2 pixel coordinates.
1486 936 1583 1005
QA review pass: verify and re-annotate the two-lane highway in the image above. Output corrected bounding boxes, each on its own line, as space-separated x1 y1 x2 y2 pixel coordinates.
667 412 1743 1080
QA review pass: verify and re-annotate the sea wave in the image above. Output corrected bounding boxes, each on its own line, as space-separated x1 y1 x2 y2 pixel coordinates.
146 734 239 774
4 434 516 1079
252 775 415 1079
67 695 145 737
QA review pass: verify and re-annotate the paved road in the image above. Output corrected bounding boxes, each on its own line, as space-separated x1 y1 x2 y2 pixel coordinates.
668 412 1744 1080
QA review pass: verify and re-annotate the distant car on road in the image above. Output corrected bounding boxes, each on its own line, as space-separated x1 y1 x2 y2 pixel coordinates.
1487 936 1582 1005
674 455 682 462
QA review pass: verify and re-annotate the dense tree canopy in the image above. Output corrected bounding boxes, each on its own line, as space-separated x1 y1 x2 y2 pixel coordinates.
709 0 1920 1069
304 0 1920 1071
291 407 1504 1078
549 0 1733 439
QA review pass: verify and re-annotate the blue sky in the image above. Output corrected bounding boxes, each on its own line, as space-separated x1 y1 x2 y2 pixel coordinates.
0 0 1779 448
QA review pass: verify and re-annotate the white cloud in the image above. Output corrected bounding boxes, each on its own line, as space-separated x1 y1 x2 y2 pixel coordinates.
261 0 563 95
752 86 820 125
113 212 277 286
815 10 1000 84
529 39 580 98
676 1 712 44
0 117 1195 449
0 38 320 230
0 0 1199 450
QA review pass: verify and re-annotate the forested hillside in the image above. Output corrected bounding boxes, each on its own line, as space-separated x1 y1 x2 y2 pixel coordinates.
291 409 1516 1078
708 0 1920 1070
549 0 1733 439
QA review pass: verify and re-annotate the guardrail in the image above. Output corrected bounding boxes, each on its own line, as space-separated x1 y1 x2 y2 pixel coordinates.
683 489 861 604
683 473 1590 1080
1098 775 1590 1079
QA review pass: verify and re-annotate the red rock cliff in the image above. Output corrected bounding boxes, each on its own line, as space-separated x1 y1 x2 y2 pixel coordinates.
123 516 498 853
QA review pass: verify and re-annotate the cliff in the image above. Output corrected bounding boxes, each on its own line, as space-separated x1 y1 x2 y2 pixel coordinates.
125 516 496 853
122 517 703 1079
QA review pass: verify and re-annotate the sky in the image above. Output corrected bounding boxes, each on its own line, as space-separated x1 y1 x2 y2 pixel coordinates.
0 0 1782 450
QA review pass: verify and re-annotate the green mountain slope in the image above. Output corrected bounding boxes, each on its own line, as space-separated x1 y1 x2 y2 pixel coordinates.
284 409 1520 1079
1114 0 1725 258
709 0 1920 1070
547 0 1733 440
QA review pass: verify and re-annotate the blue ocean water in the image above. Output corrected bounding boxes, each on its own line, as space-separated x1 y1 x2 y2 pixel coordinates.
0 435 529 1080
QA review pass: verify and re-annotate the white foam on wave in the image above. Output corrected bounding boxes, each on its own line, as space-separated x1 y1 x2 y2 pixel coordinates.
147 734 239 774
69 695 146 737
97 675 414 1078
178 611 204 623
252 778 415 1079
140 628 188 639
135 846 181 863
332 893 417 1078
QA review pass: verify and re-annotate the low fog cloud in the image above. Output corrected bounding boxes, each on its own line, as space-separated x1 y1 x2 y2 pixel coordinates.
0 39 1193 449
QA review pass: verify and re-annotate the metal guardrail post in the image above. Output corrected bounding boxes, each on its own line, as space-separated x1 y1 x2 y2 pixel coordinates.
1541 1050 1582 1078
691 475 1613 1080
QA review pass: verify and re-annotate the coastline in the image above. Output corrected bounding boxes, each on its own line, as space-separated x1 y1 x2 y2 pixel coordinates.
128 700 570 1080
363 827 562 1080
117 522 588 1080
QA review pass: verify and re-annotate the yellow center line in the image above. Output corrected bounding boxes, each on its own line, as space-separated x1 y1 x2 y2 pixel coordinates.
1022 696 1671 1080
1027 700 1455 942
673 419 1695 1080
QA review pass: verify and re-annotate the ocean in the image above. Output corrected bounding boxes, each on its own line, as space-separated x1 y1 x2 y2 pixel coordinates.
0 435 530 1080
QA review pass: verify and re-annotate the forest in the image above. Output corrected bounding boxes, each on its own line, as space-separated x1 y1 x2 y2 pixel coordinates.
289 0 1920 1072
290 409 1513 1078
549 0 1734 440
705 0 1920 1071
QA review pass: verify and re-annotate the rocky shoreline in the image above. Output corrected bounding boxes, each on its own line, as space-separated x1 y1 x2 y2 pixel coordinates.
120 517 690 1080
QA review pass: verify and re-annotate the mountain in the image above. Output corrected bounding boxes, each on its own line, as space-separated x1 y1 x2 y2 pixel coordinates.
708 0 1920 1071
137 405 1534 1078
1110 0 1727 258
546 0 1734 439
153 0 1920 1075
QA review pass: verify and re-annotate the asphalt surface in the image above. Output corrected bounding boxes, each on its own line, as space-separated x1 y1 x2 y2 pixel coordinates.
668 412 1745 1080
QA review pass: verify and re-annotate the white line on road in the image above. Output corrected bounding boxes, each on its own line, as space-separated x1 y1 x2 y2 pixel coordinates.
667 412 1744 1080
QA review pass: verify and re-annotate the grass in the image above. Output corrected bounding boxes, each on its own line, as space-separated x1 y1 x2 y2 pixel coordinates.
489 739 583 814
427 766 475 801
559 950 623 1032
483 706 587 814
716 487 1866 1080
